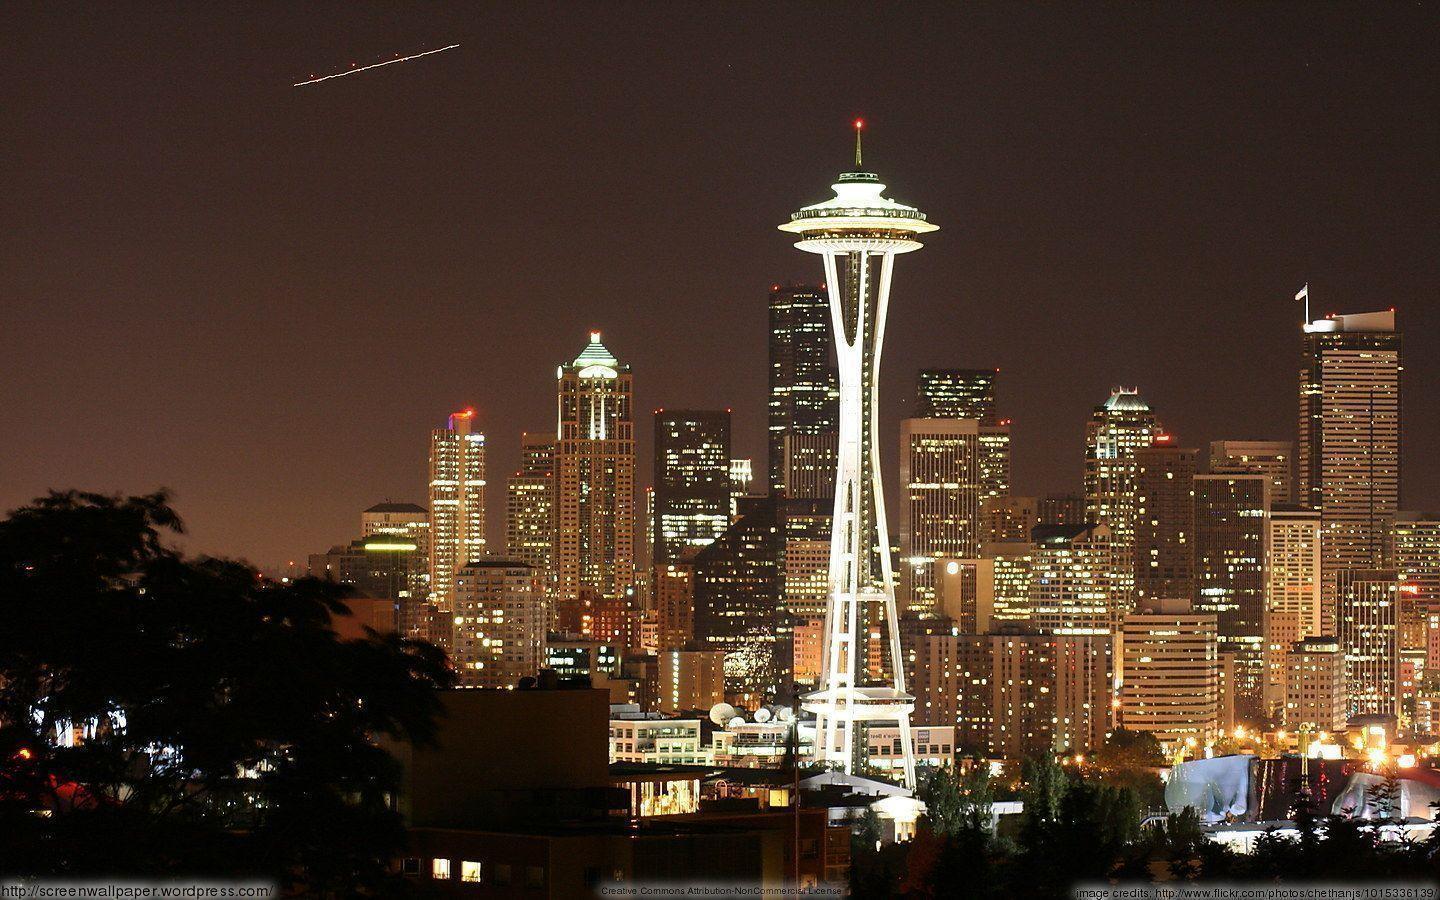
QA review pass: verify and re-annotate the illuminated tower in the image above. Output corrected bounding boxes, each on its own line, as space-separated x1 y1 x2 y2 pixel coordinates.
780 123 937 787
427 409 486 645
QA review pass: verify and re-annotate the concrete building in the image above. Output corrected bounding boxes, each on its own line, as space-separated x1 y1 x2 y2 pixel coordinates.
899 418 981 613
1118 600 1221 751
654 555 697 651
554 332 636 619
1390 513 1440 652
1283 636 1348 731
982 540 1033 625
653 410 731 566
1192 474 1270 724
1336 568 1400 718
657 648 725 714
1209 440 1294 505
608 717 710 765
1268 505 1323 640
1132 444 1196 604
1030 523 1118 635
428 409 486 640
1084 388 1164 611
934 558 992 633
982 495 1037 544
505 433 555 575
452 560 545 690
767 284 838 499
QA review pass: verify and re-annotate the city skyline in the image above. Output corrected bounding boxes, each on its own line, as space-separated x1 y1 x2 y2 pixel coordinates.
7 5 1438 570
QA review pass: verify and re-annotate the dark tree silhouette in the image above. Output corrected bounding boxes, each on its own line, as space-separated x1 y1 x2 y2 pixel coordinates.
0 491 454 893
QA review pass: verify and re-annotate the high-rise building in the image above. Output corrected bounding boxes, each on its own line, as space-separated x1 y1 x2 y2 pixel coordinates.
978 423 1012 507
1084 389 1163 611
692 497 830 703
1132 445 1197 604
657 648 726 714
1268 505 1323 639
1192 474 1269 724
505 432 555 574
899 418 981 613
983 540 1034 624
653 409 731 566
1030 523 1118 635
1209 440 1294 504
1118 599 1220 751
452 560 544 690
915 369 997 422
654 552 698 651
1389 513 1440 651
1282 636 1348 731
1039 495 1087 527
1299 310 1401 595
1335 568 1400 717
428 409 486 641
554 332 636 613
779 132 937 786
362 501 429 542
982 495 1036 544
728 458 753 518
934 559 992 633
308 533 426 636
767 284 838 498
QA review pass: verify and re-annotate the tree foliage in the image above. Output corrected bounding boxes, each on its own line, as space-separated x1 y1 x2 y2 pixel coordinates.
0 491 454 892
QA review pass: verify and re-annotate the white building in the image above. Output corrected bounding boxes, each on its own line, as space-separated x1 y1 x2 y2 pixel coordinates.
608 716 710 765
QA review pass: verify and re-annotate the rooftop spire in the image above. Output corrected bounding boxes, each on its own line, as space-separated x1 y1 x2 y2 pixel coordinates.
853 118 864 167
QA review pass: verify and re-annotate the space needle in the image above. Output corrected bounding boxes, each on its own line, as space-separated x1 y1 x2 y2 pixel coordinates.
780 122 937 789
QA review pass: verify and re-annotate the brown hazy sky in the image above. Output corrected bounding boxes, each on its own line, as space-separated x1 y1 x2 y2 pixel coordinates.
6 3 1437 568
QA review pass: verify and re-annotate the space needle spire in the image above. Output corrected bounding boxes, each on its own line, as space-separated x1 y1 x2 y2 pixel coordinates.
779 123 938 789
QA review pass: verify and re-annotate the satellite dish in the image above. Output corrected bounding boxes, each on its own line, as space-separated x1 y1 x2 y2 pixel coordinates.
775 707 794 722
709 703 738 726
727 716 746 729
754 707 773 723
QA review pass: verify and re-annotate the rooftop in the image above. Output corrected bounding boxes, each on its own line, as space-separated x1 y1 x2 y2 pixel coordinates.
1101 388 1151 412
364 502 426 514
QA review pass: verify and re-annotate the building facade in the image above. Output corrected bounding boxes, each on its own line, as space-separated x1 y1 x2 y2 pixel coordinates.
1209 440 1294 505
1132 445 1197 604
653 409 732 566
428 409 487 641
1084 389 1163 612
1030 523 1117 635
1335 568 1400 718
452 560 544 690
899 418 982 613
1118 601 1221 750
767 284 838 498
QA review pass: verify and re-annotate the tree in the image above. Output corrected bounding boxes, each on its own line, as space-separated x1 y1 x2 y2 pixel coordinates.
0 491 454 893
1094 728 1165 807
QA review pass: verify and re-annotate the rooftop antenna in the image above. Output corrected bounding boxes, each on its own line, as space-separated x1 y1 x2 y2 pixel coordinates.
853 119 864 168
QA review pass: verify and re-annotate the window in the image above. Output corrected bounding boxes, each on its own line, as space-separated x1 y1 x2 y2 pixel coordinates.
432 858 451 880
495 863 512 886
526 866 545 889
461 861 482 883
400 857 420 877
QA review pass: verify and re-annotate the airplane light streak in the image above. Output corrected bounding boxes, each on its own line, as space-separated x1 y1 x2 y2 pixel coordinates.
294 44 459 87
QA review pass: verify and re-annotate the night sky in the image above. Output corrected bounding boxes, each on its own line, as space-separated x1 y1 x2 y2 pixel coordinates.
7 3 1437 569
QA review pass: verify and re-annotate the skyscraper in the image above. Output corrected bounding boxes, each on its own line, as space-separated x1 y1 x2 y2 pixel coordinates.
554 333 636 614
452 560 545 690
767 283 838 498
505 432 555 573
1030 523 1118 635
1119 599 1221 751
1389 513 1440 651
1268 505 1323 639
653 409 731 566
1084 389 1163 612
779 126 937 786
899 418 981 614
1298 310 1401 586
1335 568 1400 717
1192 474 1269 724
1132 445 1197 604
915 369 997 421
1208 440 1294 504
428 408 486 642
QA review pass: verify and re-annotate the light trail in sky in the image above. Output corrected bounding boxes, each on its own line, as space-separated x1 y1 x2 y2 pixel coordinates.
293 44 459 87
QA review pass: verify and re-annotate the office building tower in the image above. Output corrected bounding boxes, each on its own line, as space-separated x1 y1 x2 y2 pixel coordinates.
1283 636 1349 731
1084 389 1163 612
1192 474 1269 724
428 409 486 639
915 369 998 422
899 418 981 613
934 559 992 633
983 540 1034 624
692 497 830 703
1390 513 1440 650
1030 523 1118 635
983 495 1037 544
554 332 636 612
1336 568 1400 717
1269 505 1324 639
308 532 427 635
1299 310 1401 592
1118 599 1221 751
767 284 839 498
728 458 753 518
654 552 698 650
778 137 937 786
1040 495 1087 527
1132 445 1197 604
1209 440 1294 504
504 433 555 575
653 409 731 566
656 648 726 714
978 423 1012 505
452 560 544 690
362 501 429 543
